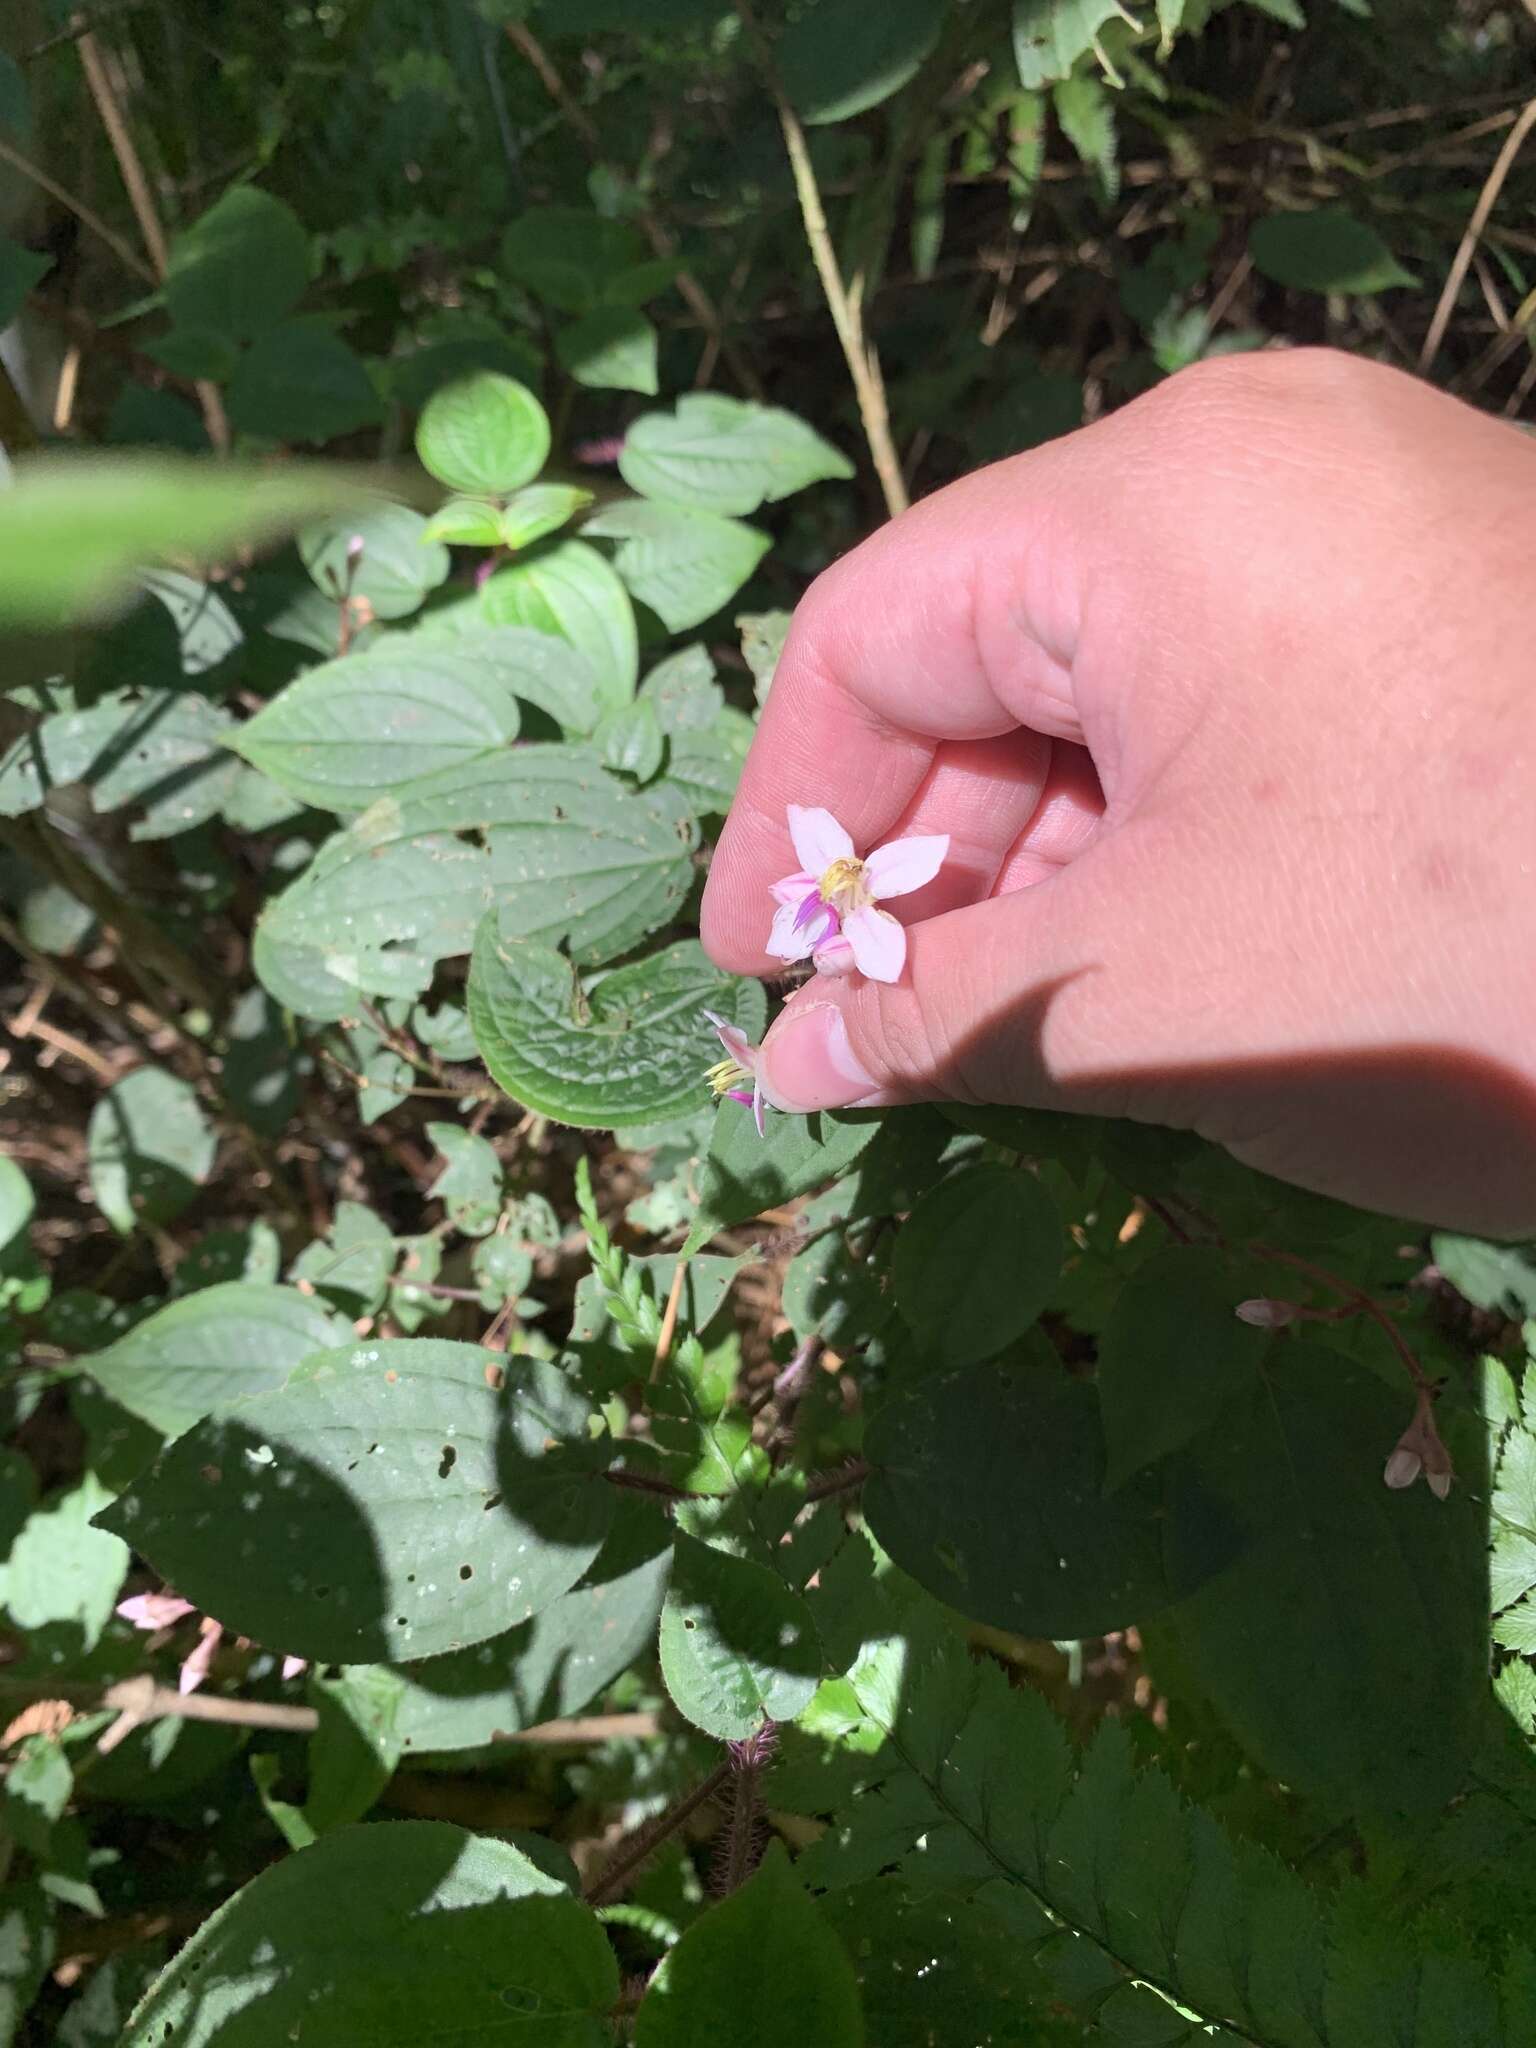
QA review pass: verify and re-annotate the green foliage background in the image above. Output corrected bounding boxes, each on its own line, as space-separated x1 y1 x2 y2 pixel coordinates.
0 0 1534 2040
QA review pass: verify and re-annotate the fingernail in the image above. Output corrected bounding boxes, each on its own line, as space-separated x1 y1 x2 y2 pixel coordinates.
759 1001 878 1114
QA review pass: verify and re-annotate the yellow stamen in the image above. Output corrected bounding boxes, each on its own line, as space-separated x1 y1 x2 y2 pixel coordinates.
706 1056 751 1098
818 855 870 914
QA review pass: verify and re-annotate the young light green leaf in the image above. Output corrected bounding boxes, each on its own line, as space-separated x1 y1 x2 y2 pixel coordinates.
415 372 551 495
226 318 383 443
0 690 240 840
1097 1247 1269 1490
0 1475 128 1649
585 500 769 633
421 496 504 546
74 1282 347 1439
892 1162 1062 1366
596 699 664 783
256 746 697 1012
1052 74 1118 204
300 504 450 620
124 1821 619 2047
303 1664 406 1834
636 1842 862 2046
499 483 594 551
5 1736 71 1856
1249 207 1416 294
230 647 520 810
619 394 853 516
482 539 638 711
469 926 761 1129
1430 1232 1536 1320
289 1200 395 1316
682 1105 879 1256
1012 0 1127 87
659 1534 820 1741
89 1068 216 1236
426 1124 504 1236
163 186 309 342
556 307 659 394
0 456 363 629
778 0 946 124
98 1340 614 1663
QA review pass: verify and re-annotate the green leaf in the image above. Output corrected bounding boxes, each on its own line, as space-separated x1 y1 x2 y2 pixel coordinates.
865 1364 1189 1637
597 699 664 783
99 1340 614 1663
391 1498 671 1752
1052 74 1118 205
0 456 362 630
482 540 638 712
123 1821 619 2047
415 372 551 495
469 926 761 1129
1013 0 1125 87
5 1737 71 1856
256 746 697 1012
144 325 241 381
75 1283 348 1439
226 318 383 443
1431 1232 1536 1320
619 395 853 516
303 1664 406 1834
426 1123 504 1236
737 610 791 704
1096 1247 1268 1490
891 1162 1062 1366
585 500 770 633
1151 1343 1486 1815
0 690 240 840
778 0 946 124
501 207 647 316
0 1157 35 1262
300 504 451 620
163 186 309 342
1249 207 1416 294
0 236 48 328
421 496 504 546
499 483 594 551
637 1842 862 2046
289 1200 394 1316
682 1106 879 1256
409 622 608 737
231 647 520 810
658 1535 820 1740
0 1886 52 2041
0 1475 127 1649
88 1067 216 1236
820 1880 1036 2046
556 307 659 394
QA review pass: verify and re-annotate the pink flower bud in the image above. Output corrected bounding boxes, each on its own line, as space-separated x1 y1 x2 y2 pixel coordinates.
813 933 857 977
1383 1446 1422 1490
1235 1298 1299 1328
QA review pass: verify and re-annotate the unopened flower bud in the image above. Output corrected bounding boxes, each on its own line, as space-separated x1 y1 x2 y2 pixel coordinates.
813 933 856 977
1235 1297 1300 1329
345 532 367 564
1383 1446 1422 1490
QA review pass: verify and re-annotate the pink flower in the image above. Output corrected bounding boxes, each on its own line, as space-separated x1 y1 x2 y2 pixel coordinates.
768 806 947 984
117 1593 195 1632
704 1011 772 1137
116 1590 307 1693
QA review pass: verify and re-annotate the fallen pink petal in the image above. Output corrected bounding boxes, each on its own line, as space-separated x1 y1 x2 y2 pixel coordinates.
766 804 948 984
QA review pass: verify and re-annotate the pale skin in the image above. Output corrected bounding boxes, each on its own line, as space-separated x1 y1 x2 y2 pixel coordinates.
701 349 1536 1238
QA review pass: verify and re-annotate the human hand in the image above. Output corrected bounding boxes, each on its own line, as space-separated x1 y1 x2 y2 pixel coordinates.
701 350 1536 1236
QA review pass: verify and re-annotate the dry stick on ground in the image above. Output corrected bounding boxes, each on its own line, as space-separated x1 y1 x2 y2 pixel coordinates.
1419 95 1536 375
74 17 231 452
503 21 764 399
735 7 909 519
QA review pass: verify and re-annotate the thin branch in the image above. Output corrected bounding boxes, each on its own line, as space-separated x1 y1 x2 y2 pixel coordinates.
0 135 156 285
651 1256 688 1380
1253 1244 1437 1401
75 19 231 451
1419 95 1536 374
584 1757 733 1907
802 1457 869 1502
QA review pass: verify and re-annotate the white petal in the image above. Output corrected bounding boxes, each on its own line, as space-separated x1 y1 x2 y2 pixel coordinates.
865 832 949 900
752 1080 767 1137
787 804 854 874
767 899 818 961
1383 1447 1421 1490
770 870 818 907
844 904 907 983
705 1012 757 1070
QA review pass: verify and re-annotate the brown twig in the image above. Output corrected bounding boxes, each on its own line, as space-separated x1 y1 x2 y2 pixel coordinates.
650 1256 688 1380
802 1457 869 1502
0 135 156 286
74 17 231 452
1253 1245 1437 1401
584 1757 733 1907
1419 95 1536 374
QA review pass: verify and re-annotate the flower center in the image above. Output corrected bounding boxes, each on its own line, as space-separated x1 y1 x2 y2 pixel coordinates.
818 855 870 915
706 1056 752 1099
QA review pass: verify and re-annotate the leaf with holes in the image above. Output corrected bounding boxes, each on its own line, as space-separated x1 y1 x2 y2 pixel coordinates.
619 395 852 516
658 1534 820 1741
482 540 637 712
470 925 764 1129
585 501 769 633
255 745 697 1013
123 1821 618 2047
74 1282 349 1438
231 647 520 811
415 372 551 496
97 1339 614 1663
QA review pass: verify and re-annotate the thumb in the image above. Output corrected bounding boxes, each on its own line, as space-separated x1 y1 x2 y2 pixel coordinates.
755 850 1154 1118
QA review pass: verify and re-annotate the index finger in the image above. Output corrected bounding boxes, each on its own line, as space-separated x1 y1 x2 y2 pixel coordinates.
700 439 1099 976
